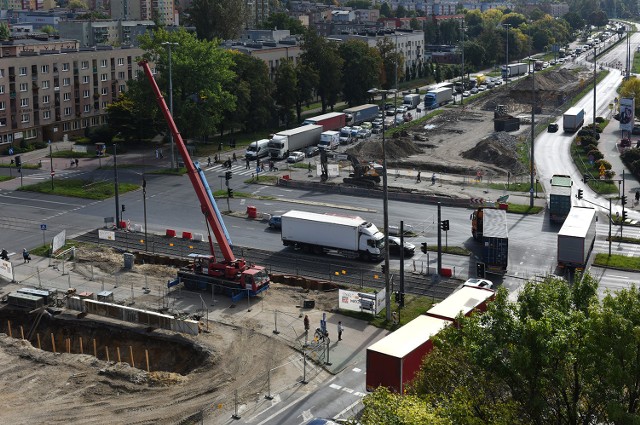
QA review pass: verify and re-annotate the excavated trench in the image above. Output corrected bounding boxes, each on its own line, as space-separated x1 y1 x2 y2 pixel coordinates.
0 306 209 375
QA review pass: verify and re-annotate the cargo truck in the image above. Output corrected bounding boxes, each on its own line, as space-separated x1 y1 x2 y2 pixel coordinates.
549 175 573 223
471 208 508 273
501 62 528 79
267 125 323 160
424 87 453 109
402 94 421 110
317 130 340 151
302 112 346 131
281 210 385 261
557 207 596 267
563 107 585 132
344 104 379 126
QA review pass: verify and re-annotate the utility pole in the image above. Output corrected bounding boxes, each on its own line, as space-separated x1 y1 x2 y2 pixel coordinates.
503 24 511 84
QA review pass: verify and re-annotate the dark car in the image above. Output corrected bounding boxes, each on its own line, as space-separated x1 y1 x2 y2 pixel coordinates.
548 123 559 132
268 215 281 230
387 236 415 257
632 125 640 135
304 146 320 157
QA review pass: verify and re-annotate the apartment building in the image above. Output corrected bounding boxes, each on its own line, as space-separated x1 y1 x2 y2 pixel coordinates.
0 39 144 146
110 0 177 26
58 20 156 47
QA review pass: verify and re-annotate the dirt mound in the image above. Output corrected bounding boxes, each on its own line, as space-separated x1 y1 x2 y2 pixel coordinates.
345 133 423 161
461 132 527 174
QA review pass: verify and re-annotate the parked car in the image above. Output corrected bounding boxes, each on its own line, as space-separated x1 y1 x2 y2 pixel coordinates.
350 126 362 138
304 146 319 157
394 116 405 125
470 87 479 94
360 121 373 129
463 278 494 289
548 122 559 132
478 85 487 91
384 103 394 110
357 128 371 138
383 117 395 129
385 108 396 116
268 215 281 230
462 91 471 97
286 151 305 163
494 78 502 85
387 236 415 257
371 127 382 134
372 118 384 127
395 105 408 114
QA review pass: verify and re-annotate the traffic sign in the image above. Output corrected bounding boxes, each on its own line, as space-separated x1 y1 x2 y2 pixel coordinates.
40 224 47 231
599 163 606 176
50 170 55 176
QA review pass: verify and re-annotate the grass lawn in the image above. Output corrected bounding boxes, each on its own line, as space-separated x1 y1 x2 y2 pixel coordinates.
0 176 12 182
338 293 435 330
18 179 139 200
427 245 471 256
147 167 188 175
488 181 544 193
594 253 640 270
507 203 544 214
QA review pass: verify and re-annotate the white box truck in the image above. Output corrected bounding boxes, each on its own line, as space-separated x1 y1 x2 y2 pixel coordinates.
501 62 528 79
267 125 323 160
557 206 596 267
281 210 385 261
318 130 340 151
344 104 379 125
563 107 585 132
424 87 452 109
402 94 421 110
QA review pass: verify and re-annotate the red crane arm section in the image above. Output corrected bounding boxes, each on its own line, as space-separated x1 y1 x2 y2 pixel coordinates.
139 60 236 263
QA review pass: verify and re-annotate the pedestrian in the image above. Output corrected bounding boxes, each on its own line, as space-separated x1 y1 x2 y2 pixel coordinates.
256 158 261 172
431 173 436 185
74 158 79 167
246 157 250 170
232 152 237 162
1 249 8 261
416 171 421 183
70 158 75 168
337 321 344 341
304 315 310 334
308 162 312 173
636 191 640 204
155 149 159 159
22 248 30 263
392 311 398 325
207 156 211 166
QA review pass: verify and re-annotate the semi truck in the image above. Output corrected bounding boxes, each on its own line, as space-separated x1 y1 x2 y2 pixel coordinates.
281 210 385 261
471 208 508 273
402 94 421 110
344 104 379 126
549 175 573 223
267 125 323 160
563 107 585 132
557 207 596 267
424 87 453 109
501 62 528 79
318 130 340 151
302 112 346 131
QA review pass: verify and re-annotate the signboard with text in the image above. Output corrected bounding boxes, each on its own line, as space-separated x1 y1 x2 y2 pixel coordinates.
619 97 635 133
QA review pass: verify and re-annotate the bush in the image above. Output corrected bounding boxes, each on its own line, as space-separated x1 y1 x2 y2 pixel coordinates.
605 170 616 178
631 159 640 174
596 116 605 123
587 149 604 160
596 159 611 170
622 148 640 163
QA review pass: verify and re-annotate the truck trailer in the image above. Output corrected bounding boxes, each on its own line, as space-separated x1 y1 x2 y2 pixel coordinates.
344 104 379 126
501 62 528 79
471 208 508 273
402 94 421 110
281 210 385 261
557 207 596 267
302 112 346 131
424 87 453 109
549 175 573 223
563 107 585 132
267 125 323 160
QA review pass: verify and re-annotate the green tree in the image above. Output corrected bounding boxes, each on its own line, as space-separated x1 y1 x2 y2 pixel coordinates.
186 0 248 41
376 37 404 90
68 0 87 10
301 32 343 113
502 12 527 28
273 60 297 128
40 25 57 35
0 23 10 41
563 11 585 31
345 0 371 8
361 387 452 425
294 62 318 123
380 2 392 18
463 40 486 68
396 5 407 18
339 40 382 106
410 17 421 30
107 93 158 142
260 12 306 35
589 10 609 27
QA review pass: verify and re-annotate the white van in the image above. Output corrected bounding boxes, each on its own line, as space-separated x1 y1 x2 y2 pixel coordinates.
318 130 339 151
245 139 270 160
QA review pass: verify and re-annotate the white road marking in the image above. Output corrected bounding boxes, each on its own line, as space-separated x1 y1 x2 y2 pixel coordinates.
329 383 342 390
254 392 312 425
333 399 364 421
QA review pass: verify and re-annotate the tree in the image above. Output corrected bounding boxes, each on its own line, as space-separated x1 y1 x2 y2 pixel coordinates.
301 32 343 113
380 2 392 18
40 25 57 35
410 18 421 30
563 11 585 31
396 5 407 18
260 12 306 35
502 12 527 28
339 40 382 106
0 23 9 41
294 62 318 123
273 60 297 128
107 93 159 142
68 0 87 10
376 37 404 90
186 0 248 41
589 10 609 27
463 41 486 69
345 0 371 9
361 387 452 425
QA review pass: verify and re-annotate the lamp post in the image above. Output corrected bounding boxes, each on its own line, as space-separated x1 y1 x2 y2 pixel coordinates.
114 143 121 228
162 41 178 170
503 24 512 84
529 31 535 208
142 175 148 251
460 18 465 106
394 33 399 109
593 39 597 138
368 87 394 322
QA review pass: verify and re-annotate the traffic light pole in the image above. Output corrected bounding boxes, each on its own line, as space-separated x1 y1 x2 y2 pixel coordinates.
622 170 626 238
399 220 404 309
437 202 442 275
609 198 612 257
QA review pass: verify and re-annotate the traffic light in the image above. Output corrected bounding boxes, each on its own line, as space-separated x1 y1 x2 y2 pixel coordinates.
622 210 628 221
622 195 628 205
381 264 387 274
227 188 234 198
225 171 232 180
577 189 584 200
440 220 450 231
421 242 427 254
121 204 126 212
476 262 485 278
399 292 405 308
15 155 21 167
394 291 400 303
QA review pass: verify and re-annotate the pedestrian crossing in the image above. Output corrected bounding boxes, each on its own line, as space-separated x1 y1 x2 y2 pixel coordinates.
22 170 90 180
202 162 281 177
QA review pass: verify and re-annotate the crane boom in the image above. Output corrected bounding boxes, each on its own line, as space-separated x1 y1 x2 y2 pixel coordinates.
139 60 236 263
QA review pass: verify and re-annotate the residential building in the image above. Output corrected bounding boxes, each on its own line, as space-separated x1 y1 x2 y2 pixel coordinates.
0 38 145 146
110 0 177 26
246 0 271 29
58 20 156 47
222 38 302 82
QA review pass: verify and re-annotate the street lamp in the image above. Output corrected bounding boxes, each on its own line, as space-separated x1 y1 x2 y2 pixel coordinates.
368 87 395 322
162 41 178 170
114 143 121 228
503 24 512 84
460 18 465 106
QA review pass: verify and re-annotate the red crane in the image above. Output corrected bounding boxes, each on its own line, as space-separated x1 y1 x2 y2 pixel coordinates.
139 60 268 294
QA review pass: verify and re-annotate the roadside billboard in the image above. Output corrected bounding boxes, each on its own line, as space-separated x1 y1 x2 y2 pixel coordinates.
619 97 635 133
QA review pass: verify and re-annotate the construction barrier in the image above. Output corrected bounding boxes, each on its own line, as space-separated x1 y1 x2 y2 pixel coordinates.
182 231 193 240
166 229 176 237
247 206 257 219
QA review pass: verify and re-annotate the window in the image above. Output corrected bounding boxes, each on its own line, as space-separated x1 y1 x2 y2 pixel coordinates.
63 77 70 86
19 67 27 76
64 107 72 116
101 101 108 108
81 61 89 69
0 85 4 94
118 71 125 79
101 73 107 81
0 101 4 110
0 69 4 78
83 89 90 98
83 104 90 112
101 59 107 67
63 122 70 131
43 110 51 120
0 118 5 126
21 114 29 123
101 87 108 95
42 95 50 104
83 76 90 84
117 58 124 66
20 98 28 107
63 93 71 101
19 83 28 92
41 65 49 73
41 80 50 89
119 84 125 92
62 63 69 71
